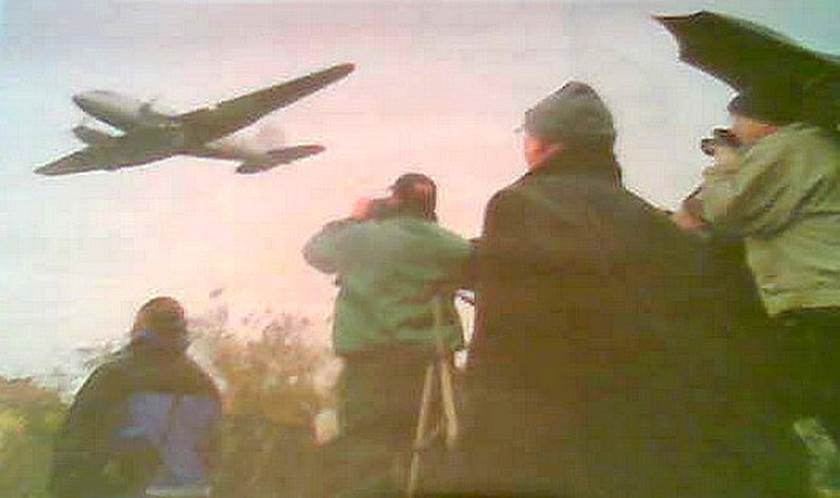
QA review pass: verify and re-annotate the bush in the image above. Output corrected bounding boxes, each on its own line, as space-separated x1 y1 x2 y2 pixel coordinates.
0 377 66 498
191 305 334 498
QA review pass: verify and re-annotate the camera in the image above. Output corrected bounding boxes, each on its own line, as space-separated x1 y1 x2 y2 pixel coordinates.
700 128 740 156
368 196 398 220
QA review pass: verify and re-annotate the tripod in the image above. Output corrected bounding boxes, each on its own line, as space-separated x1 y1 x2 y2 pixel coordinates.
406 294 460 498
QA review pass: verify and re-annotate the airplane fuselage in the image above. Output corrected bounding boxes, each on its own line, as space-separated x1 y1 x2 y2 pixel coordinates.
73 90 171 130
72 90 264 160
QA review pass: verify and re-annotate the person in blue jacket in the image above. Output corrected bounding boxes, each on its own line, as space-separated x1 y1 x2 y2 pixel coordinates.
49 296 222 498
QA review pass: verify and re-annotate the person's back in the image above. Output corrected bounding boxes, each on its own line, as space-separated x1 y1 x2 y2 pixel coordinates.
110 347 220 497
451 82 809 498
698 91 840 485
304 173 471 359
704 121 840 317
471 167 718 392
50 297 221 498
303 174 471 498
308 214 469 355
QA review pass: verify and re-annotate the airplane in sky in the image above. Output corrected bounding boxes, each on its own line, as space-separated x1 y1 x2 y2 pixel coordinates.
35 63 355 175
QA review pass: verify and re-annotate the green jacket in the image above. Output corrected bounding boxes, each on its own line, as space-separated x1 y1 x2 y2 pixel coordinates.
303 214 471 355
702 123 840 316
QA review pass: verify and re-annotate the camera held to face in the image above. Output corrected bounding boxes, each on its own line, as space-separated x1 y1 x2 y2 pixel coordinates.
368 196 398 220
700 128 741 156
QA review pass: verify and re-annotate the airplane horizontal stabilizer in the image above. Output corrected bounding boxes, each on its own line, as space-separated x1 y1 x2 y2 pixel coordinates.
235 144 325 174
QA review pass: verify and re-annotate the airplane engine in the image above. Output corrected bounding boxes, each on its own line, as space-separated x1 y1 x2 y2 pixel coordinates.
72 125 114 145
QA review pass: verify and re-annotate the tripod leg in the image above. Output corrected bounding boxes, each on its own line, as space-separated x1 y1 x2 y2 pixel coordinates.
407 363 437 498
439 360 459 448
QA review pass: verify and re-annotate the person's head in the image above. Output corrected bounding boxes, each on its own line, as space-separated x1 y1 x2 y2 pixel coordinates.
130 296 188 340
389 173 437 220
521 81 617 170
727 88 799 145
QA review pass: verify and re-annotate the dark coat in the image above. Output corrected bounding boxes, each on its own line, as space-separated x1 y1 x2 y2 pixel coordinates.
49 334 221 498
452 150 808 498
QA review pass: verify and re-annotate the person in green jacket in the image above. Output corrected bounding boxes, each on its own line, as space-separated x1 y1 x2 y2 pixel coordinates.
701 89 840 444
303 173 471 497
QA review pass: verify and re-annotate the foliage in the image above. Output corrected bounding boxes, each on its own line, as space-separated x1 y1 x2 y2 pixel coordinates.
191 304 335 498
198 310 329 426
0 376 66 498
9 299 840 498
796 418 840 497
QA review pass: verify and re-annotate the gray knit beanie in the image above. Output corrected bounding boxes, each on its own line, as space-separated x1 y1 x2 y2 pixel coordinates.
523 81 617 147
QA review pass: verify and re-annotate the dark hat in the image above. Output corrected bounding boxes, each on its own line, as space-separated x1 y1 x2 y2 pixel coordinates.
727 87 801 125
522 81 616 146
132 296 187 336
391 173 436 194
390 173 437 219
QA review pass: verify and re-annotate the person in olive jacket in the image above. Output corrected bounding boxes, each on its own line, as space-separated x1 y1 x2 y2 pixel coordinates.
303 173 471 497
701 90 840 447
447 82 809 498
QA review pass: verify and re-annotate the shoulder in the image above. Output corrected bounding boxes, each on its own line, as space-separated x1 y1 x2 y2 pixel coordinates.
754 123 837 156
169 355 221 399
387 217 468 244
781 122 838 142
483 185 525 224
490 173 613 212
315 218 379 251
746 124 840 174
69 353 135 408
486 176 537 211
83 352 132 387
420 220 470 250
791 124 840 160
343 219 384 239
323 218 375 239
310 218 373 243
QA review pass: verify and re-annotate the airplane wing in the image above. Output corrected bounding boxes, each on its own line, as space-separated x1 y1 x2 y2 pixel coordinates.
35 147 110 176
35 133 177 176
175 63 354 143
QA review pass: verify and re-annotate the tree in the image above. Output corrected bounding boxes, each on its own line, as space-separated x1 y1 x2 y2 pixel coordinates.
191 304 334 498
0 376 66 498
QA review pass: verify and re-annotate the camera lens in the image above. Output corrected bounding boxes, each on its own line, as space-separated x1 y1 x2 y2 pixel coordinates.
700 138 716 156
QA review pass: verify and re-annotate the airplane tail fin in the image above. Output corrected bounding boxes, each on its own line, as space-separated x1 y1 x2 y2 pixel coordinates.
235 144 325 174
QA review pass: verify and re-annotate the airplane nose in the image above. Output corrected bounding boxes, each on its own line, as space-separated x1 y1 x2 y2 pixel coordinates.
72 93 89 109
72 91 104 111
